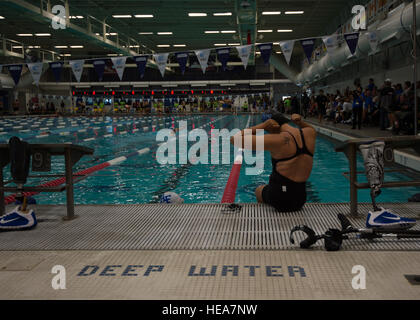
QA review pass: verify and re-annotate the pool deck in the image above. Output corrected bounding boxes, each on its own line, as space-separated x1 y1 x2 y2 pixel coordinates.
0 203 419 300
0 114 420 300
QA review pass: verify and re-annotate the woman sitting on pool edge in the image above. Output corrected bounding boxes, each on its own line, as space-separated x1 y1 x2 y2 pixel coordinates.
230 113 316 212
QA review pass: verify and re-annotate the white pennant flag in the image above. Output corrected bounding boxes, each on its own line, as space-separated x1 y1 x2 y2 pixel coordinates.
153 53 169 77
235 45 253 70
322 35 338 55
279 40 295 65
27 62 43 85
69 60 85 82
111 56 127 80
194 49 211 74
368 31 379 53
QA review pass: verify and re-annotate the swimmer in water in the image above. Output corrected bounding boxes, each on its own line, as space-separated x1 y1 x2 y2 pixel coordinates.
230 113 316 212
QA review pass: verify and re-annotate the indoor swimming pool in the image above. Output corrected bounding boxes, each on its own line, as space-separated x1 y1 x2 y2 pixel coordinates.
1 115 419 205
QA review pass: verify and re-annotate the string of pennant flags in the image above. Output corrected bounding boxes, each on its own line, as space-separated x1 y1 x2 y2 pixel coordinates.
0 30 380 87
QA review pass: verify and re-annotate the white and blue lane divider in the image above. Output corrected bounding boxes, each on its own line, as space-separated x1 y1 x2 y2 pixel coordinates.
0 115 197 143
4 115 225 204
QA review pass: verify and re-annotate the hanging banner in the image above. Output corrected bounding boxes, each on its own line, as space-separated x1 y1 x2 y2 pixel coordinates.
257 43 273 65
153 53 170 77
111 56 127 81
279 40 295 65
194 49 211 74
134 55 148 78
300 38 316 63
368 31 379 52
49 61 64 82
216 47 230 71
27 62 43 85
8 65 23 86
235 44 252 70
322 35 338 55
175 52 189 75
69 60 84 82
344 32 360 55
93 59 107 81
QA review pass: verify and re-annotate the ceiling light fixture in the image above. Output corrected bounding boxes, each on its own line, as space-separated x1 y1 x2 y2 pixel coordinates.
285 11 304 14
262 11 281 15
112 15 132 18
213 12 232 16
188 13 207 17
277 29 293 32
221 30 235 33
205 31 220 34
139 32 153 35
157 32 173 35
257 30 273 33
134 14 154 18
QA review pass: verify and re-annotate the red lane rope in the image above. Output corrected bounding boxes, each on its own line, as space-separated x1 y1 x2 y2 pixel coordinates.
4 162 110 205
221 161 242 204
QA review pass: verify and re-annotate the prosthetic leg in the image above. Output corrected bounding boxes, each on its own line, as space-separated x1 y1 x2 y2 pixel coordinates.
0 137 37 231
359 141 415 229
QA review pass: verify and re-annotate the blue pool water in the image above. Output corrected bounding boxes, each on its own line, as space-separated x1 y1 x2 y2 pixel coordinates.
1 114 418 205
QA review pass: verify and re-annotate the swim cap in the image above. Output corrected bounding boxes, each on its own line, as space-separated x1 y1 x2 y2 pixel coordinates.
160 192 184 204
271 113 290 127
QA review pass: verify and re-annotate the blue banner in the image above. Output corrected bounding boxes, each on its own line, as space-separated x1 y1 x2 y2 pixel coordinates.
216 48 230 71
49 62 64 82
257 43 273 65
300 38 316 63
344 32 360 55
175 52 189 75
8 65 23 86
134 55 148 78
93 59 107 81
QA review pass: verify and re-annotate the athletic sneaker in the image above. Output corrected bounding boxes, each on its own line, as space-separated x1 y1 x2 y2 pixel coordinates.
0 206 37 231
366 208 416 229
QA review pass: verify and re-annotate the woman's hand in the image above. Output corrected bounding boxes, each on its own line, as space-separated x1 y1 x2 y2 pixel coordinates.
263 119 282 134
291 114 302 125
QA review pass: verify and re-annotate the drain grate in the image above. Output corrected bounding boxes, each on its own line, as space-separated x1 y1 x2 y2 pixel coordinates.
0 203 418 251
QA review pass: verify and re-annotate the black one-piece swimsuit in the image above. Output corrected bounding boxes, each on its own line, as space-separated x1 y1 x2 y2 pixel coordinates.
262 128 313 212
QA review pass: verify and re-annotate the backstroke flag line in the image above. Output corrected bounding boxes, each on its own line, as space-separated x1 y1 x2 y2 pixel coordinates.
344 32 360 55
194 49 211 74
93 59 106 81
257 43 273 65
111 56 127 81
27 62 44 86
8 65 23 86
69 60 84 82
279 40 295 65
49 62 64 82
134 56 148 78
322 35 338 55
300 38 316 63
154 53 170 77
235 45 252 70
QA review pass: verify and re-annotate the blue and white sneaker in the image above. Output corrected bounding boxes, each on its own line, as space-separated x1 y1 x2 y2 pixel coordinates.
366 208 416 230
0 206 37 231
